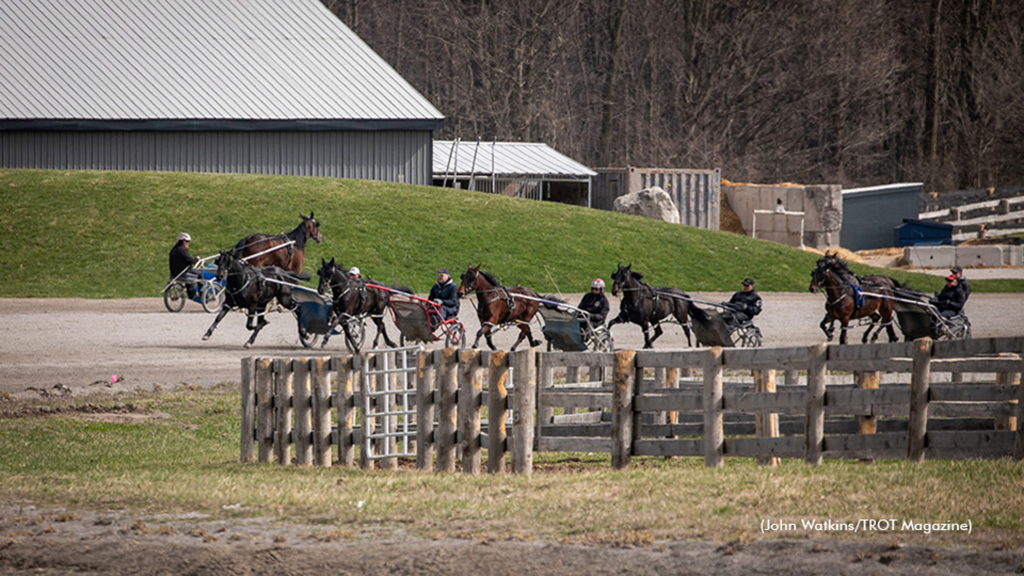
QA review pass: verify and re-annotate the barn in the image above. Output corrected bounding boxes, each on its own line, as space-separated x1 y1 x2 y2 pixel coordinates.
0 0 444 185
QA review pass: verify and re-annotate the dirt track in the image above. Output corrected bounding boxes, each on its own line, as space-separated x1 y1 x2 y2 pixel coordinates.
2 292 1022 397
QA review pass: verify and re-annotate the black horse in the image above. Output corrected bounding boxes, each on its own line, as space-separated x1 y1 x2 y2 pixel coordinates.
606 263 692 348
202 250 307 348
316 258 408 352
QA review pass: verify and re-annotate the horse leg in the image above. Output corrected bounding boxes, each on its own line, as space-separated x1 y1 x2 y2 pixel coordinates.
320 312 343 347
682 324 692 347
202 307 231 340
647 324 664 347
839 321 850 345
819 315 834 341
244 308 268 349
374 315 397 348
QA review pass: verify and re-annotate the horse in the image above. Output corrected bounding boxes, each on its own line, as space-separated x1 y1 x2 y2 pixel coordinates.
606 263 692 348
457 264 541 351
316 258 409 352
808 254 900 344
202 250 307 348
233 212 322 274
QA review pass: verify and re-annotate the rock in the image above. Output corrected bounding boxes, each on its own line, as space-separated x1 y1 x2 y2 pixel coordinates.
612 186 680 224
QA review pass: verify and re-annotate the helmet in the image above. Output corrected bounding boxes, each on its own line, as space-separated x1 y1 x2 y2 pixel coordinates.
348 266 361 277
591 278 605 290
177 232 191 242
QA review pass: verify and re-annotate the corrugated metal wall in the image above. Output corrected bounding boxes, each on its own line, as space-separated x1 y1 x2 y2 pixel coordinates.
592 167 721 230
0 130 434 185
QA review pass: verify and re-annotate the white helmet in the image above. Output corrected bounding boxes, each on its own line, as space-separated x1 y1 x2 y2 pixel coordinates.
591 278 605 290
348 266 360 277
177 232 191 242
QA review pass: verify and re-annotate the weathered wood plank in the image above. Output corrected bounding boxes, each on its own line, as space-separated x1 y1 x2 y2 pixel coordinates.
926 430 1015 449
511 348 536 475
538 436 612 453
753 369 780 466
542 351 616 368
551 411 604 424
633 438 703 457
335 355 357 467
459 349 483 475
722 346 809 370
543 391 613 410
293 358 313 466
275 359 293 466
435 347 459 473
416 350 436 471
634 392 703 413
727 436 803 459
805 343 827 465
635 349 705 369
255 358 274 463
311 357 332 468
930 402 1018 418
240 357 255 463
487 351 509 474
703 348 724 468
929 384 1018 402
611 349 636 469
908 339 933 463
724 390 805 414
824 432 906 452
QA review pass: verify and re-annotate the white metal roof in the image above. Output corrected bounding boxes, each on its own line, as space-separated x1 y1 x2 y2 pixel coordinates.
0 0 443 127
433 141 597 178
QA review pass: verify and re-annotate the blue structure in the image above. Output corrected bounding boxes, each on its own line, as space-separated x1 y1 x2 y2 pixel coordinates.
841 183 923 251
895 219 953 247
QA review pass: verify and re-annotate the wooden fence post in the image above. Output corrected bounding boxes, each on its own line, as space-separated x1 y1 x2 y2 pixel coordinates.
995 370 1019 432
804 343 828 465
459 349 483 475
611 349 637 469
488 351 510 474
293 358 313 466
311 357 332 467
856 370 879 464
436 347 459 472
416 350 438 470
256 358 274 463
703 348 724 468
275 359 293 465
510 348 536 475
336 355 357 467
240 357 255 463
666 367 679 438
908 338 934 463
753 368 779 467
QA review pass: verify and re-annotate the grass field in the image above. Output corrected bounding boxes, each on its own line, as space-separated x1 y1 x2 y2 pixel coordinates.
1 387 1022 546
4 169 1019 298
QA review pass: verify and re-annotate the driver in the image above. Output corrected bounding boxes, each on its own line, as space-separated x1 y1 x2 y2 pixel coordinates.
168 232 199 298
348 266 361 280
723 277 762 328
578 278 610 327
429 268 460 322
933 274 967 320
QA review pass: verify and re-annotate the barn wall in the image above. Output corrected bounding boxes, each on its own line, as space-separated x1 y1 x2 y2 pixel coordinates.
0 130 434 185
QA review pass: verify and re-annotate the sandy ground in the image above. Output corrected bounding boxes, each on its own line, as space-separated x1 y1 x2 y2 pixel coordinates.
2 293 1023 574
1 292 1022 397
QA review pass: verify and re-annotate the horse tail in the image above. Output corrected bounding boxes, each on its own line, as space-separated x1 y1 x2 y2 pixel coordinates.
389 284 414 295
689 304 710 324
284 271 311 282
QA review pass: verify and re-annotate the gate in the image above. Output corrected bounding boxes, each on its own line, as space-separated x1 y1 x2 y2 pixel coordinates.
362 346 422 461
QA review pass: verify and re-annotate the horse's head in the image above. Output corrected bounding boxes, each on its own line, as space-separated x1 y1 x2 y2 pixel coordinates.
809 258 833 293
611 263 633 296
457 264 481 297
302 212 322 244
214 250 238 283
316 257 338 295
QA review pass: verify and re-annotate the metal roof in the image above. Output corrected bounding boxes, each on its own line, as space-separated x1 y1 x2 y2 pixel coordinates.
0 0 443 129
433 141 597 178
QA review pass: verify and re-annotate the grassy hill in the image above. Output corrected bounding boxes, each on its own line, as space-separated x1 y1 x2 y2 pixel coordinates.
1 169 1018 298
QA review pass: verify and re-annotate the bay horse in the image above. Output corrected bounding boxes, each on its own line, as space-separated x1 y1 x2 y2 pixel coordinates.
457 264 541 351
202 250 307 348
809 254 900 344
233 212 322 274
606 263 692 348
316 258 409 352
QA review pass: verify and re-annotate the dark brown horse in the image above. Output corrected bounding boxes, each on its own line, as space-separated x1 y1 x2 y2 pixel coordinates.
809 254 900 344
233 212 322 274
316 258 408 352
457 264 541 351
606 263 692 348
202 250 306 348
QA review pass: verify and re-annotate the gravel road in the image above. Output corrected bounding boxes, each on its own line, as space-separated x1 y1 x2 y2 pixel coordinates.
2 292 1022 397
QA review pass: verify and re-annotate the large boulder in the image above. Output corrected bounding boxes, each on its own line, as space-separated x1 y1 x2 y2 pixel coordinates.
612 186 680 224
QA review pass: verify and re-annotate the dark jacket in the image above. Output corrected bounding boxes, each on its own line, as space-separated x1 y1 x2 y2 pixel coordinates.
728 289 762 320
578 291 610 326
934 283 967 315
429 279 460 319
168 241 197 279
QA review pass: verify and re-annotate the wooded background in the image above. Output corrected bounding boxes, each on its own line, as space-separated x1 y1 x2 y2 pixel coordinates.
323 0 1023 192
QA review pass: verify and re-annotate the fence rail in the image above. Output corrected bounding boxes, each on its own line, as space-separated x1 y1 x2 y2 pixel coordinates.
241 337 1024 473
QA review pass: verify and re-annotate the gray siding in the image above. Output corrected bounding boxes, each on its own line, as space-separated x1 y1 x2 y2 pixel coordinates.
593 167 721 230
1 130 434 185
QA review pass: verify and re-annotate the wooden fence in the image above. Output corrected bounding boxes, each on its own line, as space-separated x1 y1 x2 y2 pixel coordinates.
240 337 1024 473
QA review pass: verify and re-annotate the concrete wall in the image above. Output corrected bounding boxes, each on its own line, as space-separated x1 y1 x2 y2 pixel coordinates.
903 245 1024 268
722 184 842 250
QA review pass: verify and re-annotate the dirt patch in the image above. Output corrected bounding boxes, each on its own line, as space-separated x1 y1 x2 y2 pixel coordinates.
1 507 1022 576
0 401 169 423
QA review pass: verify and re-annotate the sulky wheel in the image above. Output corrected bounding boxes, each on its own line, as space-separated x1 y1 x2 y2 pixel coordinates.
201 282 225 314
163 283 187 312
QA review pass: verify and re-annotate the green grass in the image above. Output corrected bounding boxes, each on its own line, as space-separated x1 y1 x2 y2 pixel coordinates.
1 388 1022 545
4 168 1017 298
